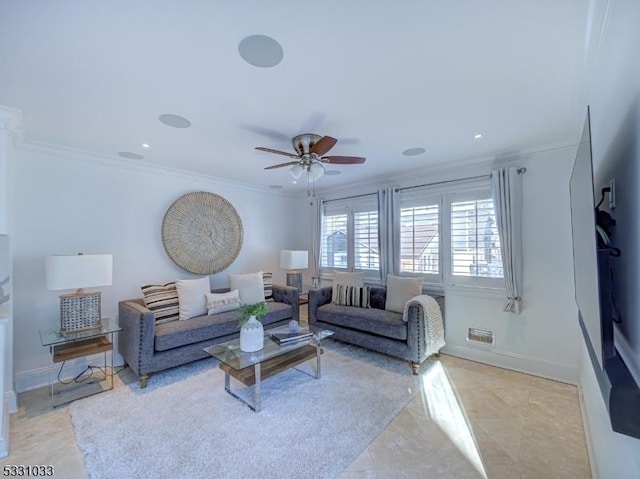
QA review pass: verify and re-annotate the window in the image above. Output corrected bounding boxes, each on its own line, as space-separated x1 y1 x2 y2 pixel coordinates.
320 212 348 268
399 204 439 275
450 196 503 281
397 185 503 289
320 194 380 278
316 183 504 291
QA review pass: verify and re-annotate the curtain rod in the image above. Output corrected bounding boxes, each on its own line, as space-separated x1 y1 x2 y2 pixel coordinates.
395 167 527 193
322 191 378 204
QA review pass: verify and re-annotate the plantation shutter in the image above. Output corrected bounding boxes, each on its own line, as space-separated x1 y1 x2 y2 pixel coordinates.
449 190 503 285
320 194 380 279
398 190 441 282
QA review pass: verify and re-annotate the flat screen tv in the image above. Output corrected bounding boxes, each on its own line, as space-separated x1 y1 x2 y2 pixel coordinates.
569 106 640 439
569 107 614 370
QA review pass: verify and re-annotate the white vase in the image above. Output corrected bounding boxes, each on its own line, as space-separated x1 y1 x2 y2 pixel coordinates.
240 316 264 352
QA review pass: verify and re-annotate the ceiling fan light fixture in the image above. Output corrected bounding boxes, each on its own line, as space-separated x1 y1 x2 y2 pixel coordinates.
290 164 304 179
308 162 325 180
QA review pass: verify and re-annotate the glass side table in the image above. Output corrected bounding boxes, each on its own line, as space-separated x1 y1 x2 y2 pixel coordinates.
39 318 122 407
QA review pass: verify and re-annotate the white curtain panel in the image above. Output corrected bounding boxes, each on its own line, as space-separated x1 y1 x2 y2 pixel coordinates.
491 167 523 313
377 187 398 281
311 199 322 288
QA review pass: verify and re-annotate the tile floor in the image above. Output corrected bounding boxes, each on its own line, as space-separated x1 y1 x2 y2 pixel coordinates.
1 351 591 478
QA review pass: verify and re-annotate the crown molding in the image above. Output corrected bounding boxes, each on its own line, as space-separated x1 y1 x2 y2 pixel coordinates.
15 139 298 198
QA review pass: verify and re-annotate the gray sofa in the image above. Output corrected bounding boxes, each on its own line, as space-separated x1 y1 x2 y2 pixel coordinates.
119 285 299 387
308 285 444 374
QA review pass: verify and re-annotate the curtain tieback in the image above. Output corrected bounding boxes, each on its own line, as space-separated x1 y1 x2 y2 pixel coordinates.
507 296 521 301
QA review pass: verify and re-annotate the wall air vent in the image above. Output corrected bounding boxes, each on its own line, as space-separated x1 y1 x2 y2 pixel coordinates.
467 327 495 346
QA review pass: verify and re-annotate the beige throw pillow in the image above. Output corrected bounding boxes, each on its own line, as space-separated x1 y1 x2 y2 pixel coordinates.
176 277 211 320
385 275 423 313
229 271 265 305
206 289 240 315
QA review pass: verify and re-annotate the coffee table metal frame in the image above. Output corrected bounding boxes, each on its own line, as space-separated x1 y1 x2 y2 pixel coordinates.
204 328 333 412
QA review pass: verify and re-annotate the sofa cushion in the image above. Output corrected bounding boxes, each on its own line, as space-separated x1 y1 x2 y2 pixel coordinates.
154 301 293 352
385 275 422 313
141 282 179 324
176 277 210 320
317 303 407 341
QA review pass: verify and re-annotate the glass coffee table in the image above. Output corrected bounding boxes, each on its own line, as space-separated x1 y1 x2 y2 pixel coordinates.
204 327 333 412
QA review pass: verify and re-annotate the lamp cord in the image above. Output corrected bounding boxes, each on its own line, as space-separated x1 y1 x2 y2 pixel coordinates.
57 361 107 384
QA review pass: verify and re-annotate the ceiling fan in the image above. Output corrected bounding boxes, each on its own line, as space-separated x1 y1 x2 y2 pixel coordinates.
255 133 366 182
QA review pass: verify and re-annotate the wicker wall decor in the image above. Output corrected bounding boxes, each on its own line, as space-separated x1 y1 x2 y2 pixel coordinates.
162 192 244 274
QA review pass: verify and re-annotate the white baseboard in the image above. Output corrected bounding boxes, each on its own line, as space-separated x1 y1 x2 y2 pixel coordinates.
1 399 8 459
15 351 122 393
443 341 580 384
4 390 16 413
577 384 598 479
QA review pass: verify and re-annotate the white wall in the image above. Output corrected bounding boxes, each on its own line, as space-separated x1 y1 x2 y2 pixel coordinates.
12 145 298 392
580 0 640 476
306 146 581 383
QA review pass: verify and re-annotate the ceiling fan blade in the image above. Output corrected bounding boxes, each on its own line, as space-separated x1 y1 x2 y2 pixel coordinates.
322 156 366 164
255 147 299 159
311 136 338 156
264 161 300 170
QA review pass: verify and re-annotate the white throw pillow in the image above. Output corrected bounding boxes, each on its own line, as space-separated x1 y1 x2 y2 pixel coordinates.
385 275 423 313
176 277 211 320
229 271 265 305
331 271 365 304
206 289 241 315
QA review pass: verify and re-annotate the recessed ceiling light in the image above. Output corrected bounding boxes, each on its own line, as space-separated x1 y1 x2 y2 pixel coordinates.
238 35 284 68
402 147 426 156
141 143 150 149
474 133 483 140
159 113 192 128
324 170 341 176
269 185 283 189
118 152 144 160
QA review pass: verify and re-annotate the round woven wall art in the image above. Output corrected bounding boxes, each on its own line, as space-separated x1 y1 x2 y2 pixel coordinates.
162 191 243 274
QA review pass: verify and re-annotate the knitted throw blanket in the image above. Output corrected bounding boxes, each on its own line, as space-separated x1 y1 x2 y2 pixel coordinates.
403 294 445 356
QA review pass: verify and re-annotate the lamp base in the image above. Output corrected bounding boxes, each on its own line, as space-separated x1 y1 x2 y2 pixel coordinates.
59 291 102 333
286 272 302 291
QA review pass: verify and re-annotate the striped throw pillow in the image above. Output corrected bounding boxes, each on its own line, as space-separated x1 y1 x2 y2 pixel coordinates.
263 272 273 301
333 284 371 308
141 282 180 324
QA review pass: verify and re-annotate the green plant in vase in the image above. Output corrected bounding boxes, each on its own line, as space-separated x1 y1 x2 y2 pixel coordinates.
237 301 268 328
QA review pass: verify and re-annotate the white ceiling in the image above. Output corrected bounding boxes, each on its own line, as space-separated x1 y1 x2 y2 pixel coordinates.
0 1 595 193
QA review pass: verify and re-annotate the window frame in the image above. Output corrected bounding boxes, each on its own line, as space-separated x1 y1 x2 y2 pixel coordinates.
396 182 504 291
319 194 381 282
444 188 504 289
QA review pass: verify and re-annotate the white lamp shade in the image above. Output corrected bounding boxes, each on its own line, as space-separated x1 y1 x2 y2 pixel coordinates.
290 164 304 179
280 250 308 270
46 254 113 291
308 162 325 180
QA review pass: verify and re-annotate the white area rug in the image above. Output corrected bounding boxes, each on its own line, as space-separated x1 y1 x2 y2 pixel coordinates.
70 341 418 479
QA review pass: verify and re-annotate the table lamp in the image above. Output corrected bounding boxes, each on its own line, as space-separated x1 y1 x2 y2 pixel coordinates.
46 253 113 333
280 250 308 291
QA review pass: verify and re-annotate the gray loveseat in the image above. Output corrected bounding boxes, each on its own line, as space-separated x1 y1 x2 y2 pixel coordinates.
119 285 299 387
308 285 444 374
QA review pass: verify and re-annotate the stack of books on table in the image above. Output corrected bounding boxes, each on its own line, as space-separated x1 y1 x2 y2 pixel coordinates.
269 328 314 345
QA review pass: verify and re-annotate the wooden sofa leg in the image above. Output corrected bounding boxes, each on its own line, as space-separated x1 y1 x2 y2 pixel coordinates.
411 362 420 375
139 374 149 389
